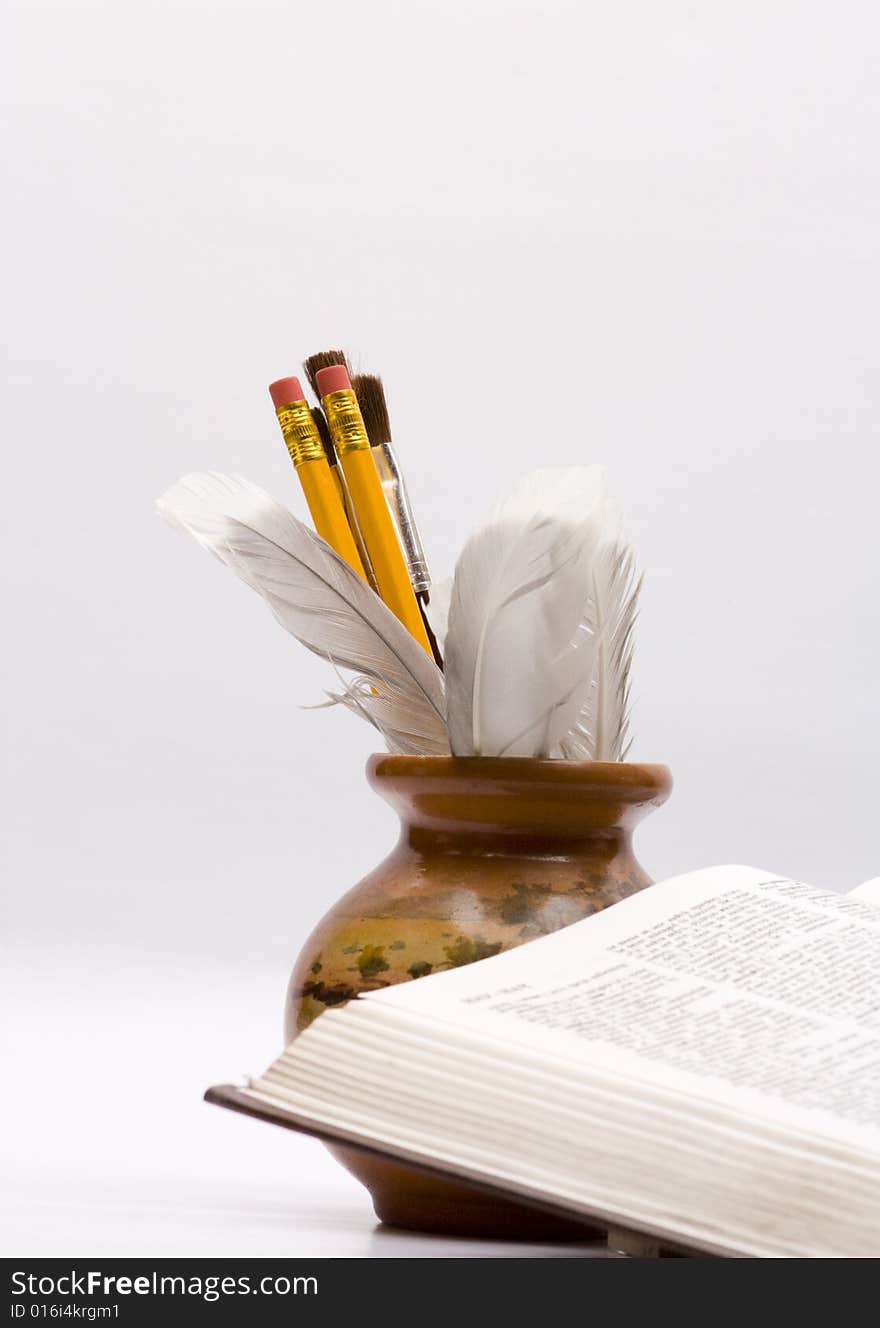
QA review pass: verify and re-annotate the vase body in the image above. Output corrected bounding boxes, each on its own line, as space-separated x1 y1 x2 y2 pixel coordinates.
285 755 672 1239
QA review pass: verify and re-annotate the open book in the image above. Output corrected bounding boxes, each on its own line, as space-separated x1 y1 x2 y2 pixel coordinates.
208 867 880 1257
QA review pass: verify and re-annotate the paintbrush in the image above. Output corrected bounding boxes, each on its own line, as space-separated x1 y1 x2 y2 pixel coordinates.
353 373 432 602
353 371 440 666
310 405 335 460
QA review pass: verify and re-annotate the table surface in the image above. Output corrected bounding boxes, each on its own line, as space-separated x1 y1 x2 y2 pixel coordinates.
2 941 613 1259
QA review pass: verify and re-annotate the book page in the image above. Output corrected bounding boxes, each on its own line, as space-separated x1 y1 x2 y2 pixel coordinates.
367 865 880 1149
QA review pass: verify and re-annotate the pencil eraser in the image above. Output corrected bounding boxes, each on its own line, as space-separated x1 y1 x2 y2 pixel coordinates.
315 365 352 397
269 376 306 408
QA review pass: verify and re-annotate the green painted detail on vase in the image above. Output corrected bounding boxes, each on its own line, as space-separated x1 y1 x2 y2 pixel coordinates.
285 756 671 1039
287 864 650 1033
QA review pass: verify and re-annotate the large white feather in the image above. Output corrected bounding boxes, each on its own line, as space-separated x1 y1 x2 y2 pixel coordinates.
444 467 608 757
157 472 448 756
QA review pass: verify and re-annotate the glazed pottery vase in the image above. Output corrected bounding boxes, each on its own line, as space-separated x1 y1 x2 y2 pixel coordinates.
285 754 672 1239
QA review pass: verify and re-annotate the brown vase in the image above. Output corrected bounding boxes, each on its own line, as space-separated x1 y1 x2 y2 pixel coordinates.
285 755 672 1240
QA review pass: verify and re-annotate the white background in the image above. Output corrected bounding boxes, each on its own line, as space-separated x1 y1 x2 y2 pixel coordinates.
3 0 878 1257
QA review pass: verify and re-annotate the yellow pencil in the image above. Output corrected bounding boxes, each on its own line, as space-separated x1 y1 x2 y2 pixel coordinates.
315 364 433 655
269 376 367 580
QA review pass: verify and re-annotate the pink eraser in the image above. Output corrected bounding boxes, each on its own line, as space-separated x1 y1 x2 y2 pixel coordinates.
314 364 352 397
269 376 305 408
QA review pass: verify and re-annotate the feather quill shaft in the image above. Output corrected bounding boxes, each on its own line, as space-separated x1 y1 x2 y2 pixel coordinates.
553 533 640 762
590 541 640 761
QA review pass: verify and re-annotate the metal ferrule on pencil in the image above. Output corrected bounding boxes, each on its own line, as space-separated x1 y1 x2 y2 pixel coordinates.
275 399 325 466
321 389 371 456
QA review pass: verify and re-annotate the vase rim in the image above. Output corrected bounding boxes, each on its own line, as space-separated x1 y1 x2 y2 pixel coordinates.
368 753 672 801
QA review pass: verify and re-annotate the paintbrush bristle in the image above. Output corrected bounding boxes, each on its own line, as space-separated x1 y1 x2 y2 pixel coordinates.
303 349 350 398
353 373 392 445
310 406 337 462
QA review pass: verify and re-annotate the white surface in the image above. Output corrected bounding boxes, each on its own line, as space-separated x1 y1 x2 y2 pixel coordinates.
0 943 600 1257
3 0 879 1256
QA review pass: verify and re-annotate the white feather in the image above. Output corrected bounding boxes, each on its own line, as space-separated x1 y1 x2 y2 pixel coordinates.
157 473 448 756
553 510 641 762
444 467 609 757
423 576 453 656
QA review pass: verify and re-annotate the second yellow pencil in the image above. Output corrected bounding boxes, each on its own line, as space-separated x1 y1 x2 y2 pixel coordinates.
315 363 433 656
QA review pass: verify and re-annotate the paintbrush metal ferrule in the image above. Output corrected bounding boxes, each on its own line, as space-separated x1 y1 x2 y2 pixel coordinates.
372 441 431 595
